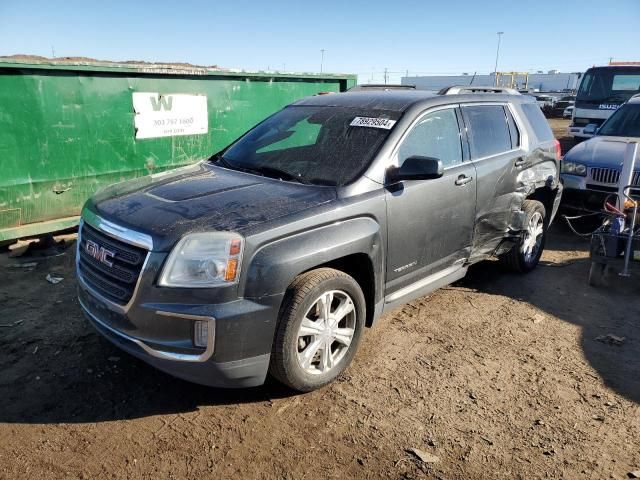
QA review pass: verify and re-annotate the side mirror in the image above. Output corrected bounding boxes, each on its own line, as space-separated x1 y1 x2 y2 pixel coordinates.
387 156 444 182
583 123 599 135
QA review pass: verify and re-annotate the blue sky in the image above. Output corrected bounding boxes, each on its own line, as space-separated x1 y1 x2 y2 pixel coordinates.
1 0 638 83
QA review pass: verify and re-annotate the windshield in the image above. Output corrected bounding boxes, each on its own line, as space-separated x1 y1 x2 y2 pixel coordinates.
217 105 400 186
577 68 640 103
598 103 640 137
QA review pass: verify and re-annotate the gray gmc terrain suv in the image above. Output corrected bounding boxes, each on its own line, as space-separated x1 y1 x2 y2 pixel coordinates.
77 88 562 391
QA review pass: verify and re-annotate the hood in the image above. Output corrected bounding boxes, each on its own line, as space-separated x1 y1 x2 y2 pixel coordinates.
88 162 337 251
563 136 640 168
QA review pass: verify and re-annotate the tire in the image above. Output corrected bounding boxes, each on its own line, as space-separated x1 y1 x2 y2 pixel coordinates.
269 268 366 392
588 262 607 287
500 200 547 273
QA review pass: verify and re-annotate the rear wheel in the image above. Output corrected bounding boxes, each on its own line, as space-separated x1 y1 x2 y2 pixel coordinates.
500 200 547 273
269 268 365 392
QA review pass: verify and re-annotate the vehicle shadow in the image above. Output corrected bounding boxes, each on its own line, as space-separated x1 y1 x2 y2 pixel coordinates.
0 335 297 424
1 224 636 425
0 239 298 424
547 214 602 252
458 225 640 405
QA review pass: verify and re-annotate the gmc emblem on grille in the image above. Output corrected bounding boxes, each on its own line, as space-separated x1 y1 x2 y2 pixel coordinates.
85 239 115 267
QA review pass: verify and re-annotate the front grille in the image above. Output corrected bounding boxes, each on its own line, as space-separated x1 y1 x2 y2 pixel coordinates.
589 168 640 187
590 167 620 185
78 222 148 304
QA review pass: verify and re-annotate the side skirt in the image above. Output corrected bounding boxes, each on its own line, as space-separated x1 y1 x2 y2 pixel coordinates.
381 265 468 314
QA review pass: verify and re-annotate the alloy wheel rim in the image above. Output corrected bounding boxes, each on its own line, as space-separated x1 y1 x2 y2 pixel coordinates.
522 212 544 263
296 290 356 375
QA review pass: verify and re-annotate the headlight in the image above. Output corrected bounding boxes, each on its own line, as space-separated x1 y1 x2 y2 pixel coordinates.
561 161 587 176
159 232 243 288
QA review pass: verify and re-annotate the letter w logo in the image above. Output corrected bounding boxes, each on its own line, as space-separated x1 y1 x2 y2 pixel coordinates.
150 95 173 111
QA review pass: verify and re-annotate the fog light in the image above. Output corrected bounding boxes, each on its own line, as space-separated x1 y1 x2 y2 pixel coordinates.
194 320 209 348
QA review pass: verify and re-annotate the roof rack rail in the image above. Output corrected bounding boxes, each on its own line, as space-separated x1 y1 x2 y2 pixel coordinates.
438 85 521 95
349 84 417 91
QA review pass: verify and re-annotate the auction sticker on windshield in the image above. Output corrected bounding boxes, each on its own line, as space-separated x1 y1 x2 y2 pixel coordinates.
350 117 396 129
133 92 208 139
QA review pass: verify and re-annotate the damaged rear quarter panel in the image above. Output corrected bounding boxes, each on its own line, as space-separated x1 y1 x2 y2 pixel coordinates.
470 145 559 263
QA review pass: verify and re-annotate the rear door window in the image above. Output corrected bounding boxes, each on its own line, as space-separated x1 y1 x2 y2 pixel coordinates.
461 105 512 159
521 103 554 141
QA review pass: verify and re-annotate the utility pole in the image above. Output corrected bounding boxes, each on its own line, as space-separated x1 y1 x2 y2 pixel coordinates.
609 57 613 65
494 31 504 86
51 45 55 58
320 49 325 73
384 67 388 85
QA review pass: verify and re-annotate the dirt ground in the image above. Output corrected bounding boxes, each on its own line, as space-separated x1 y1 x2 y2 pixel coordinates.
1 120 639 480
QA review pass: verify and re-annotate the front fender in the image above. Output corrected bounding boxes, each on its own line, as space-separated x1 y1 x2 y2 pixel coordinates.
242 217 383 300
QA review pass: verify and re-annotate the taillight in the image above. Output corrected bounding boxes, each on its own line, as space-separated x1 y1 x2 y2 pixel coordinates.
554 139 561 160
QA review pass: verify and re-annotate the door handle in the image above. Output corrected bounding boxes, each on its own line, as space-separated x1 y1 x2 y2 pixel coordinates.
515 157 526 167
455 174 473 186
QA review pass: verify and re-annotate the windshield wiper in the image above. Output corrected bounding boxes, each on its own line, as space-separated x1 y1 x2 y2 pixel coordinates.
243 165 311 184
604 94 629 103
583 94 629 104
209 153 233 168
210 155 312 185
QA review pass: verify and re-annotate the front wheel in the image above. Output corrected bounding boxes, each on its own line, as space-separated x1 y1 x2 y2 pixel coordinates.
500 200 547 273
269 268 365 392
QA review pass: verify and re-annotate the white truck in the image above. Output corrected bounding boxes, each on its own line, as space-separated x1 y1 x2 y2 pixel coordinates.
569 64 640 139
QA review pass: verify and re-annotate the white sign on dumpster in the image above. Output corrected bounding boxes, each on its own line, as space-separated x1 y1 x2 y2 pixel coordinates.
133 92 208 139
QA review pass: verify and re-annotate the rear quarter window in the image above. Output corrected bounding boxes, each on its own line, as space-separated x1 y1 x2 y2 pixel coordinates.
521 103 554 142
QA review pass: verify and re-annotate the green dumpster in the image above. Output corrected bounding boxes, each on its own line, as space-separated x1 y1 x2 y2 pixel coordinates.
0 59 356 242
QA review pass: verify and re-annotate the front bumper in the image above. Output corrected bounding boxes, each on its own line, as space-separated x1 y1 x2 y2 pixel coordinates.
78 278 280 387
76 215 284 388
567 125 594 139
559 173 612 213
79 294 270 387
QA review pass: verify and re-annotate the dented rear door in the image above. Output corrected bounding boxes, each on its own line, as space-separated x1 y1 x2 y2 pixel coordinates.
460 103 524 261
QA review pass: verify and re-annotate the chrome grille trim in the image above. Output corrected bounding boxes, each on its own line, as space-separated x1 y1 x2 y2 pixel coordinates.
81 207 153 250
76 217 150 314
78 222 147 304
589 167 640 187
590 167 620 185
